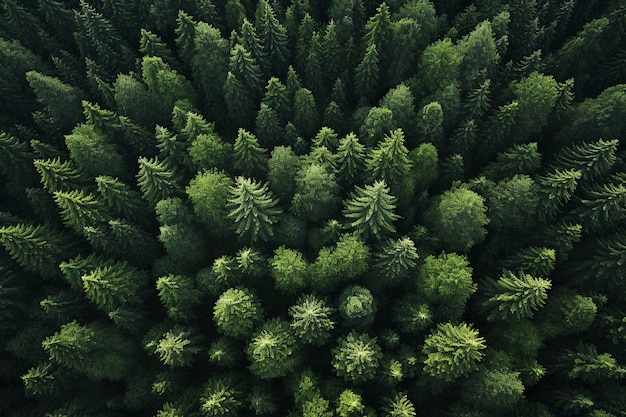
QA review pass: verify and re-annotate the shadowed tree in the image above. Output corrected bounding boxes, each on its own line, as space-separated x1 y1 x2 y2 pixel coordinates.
247 318 299 379
214 287 263 338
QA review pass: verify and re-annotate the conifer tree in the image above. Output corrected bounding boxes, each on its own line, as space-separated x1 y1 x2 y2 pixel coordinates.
175 11 197 67
336 132 367 186
139 29 178 68
575 183 626 232
227 176 282 243
422 322 487 382
382 393 417 417
200 375 243 417
136 156 181 206
156 274 202 320
338 285 376 327
65 123 126 179
270 246 308 294
331 331 382 383
481 270 552 321
267 146 301 202
551 139 619 184
34 158 91 193
482 142 542 180
502 247 556 277
355 43 380 102
208 336 241 368
291 163 341 223
392 295 433 334
26 71 84 131
288 294 335 346
343 180 399 240
149 326 202 367
256 0 289 76
293 87 319 138
233 129 268 177
192 22 229 117
0 223 75 278
238 18 267 72
95 175 149 224
247 318 299 379
255 103 284 147
309 233 370 290
213 287 263 338
374 236 419 286
53 189 110 234
336 389 365 417
262 76 289 120
81 260 146 313
366 128 412 196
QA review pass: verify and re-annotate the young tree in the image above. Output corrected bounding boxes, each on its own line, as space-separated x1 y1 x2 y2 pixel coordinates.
331 331 382 383
481 270 552 322
382 393 417 417
366 128 412 199
213 287 263 338
536 168 582 222
288 294 336 346
343 180 400 240
227 176 282 243
336 133 367 186
392 295 433 334
246 318 299 379
422 322 487 382
152 327 202 367
53 189 110 234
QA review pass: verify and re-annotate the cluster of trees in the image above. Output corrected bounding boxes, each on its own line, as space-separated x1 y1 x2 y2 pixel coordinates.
1 0 625 416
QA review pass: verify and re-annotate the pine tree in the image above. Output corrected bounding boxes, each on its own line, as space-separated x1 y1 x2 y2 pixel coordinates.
95 175 149 224
462 78 492 120
309 234 370 290
238 18 268 73
139 29 178 68
200 375 243 417
392 295 433 334
227 176 282 243
422 322 486 382
53 189 110 234
246 319 299 379
336 389 365 417
136 156 181 205
270 246 308 294
255 103 284 147
336 133 366 186
153 327 202 367
355 43 380 102
26 71 84 131
156 274 202 320
575 183 626 232
235 246 266 278
233 128 268 177
382 393 417 417
262 77 289 120
579 230 626 290
34 158 91 193
288 294 335 346
0 223 75 278
192 22 230 117
343 180 399 240
374 236 419 286
81 260 146 312
322 21 344 85
65 123 126 179
304 32 324 97
481 270 552 321
554 342 626 383
536 168 582 222
481 142 542 181
551 139 619 183
293 87 319 138
291 163 341 223
502 246 556 277
256 0 289 76
295 12 315 74
366 128 412 194
213 287 263 338
331 331 382 383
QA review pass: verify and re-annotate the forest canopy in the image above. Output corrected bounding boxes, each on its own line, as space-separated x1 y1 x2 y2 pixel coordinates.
1 0 626 416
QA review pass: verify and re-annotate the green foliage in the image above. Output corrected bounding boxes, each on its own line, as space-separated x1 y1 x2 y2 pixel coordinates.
156 274 202 320
393 295 433 334
337 133 367 186
289 294 335 346
462 368 525 410
227 176 282 243
291 163 341 223
153 327 202 367
422 322 487 382
338 285 376 327
65 123 126 178
382 392 417 417
355 44 380 101
417 253 476 321
137 156 181 205
214 287 263 338
425 186 489 253
270 246 308 294
336 389 365 417
53 189 110 234
481 270 552 321
186 170 232 236
246 318 298 379
343 180 400 240
200 375 242 417
267 145 301 202
309 233 371 290
332 331 382 383
374 236 419 286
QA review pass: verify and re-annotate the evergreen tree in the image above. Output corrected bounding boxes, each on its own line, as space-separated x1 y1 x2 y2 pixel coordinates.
213 287 263 338
156 274 202 320
81 260 146 313
374 236 419 286
575 183 626 232
293 87 319 138
309 233 370 290
392 295 433 334
267 145 301 202
95 175 149 224
139 29 178 68
481 270 552 321
337 132 367 186
136 156 181 206
256 0 289 76
291 163 341 224
551 139 618 184
255 103 284 147
262 77 289 120
366 128 412 197
53 189 110 234
227 176 282 243
343 180 400 240
34 158 90 193
246 318 298 379
26 71 84 132
152 327 202 367
233 128 268 177
502 246 557 278
422 322 487 382
355 43 380 102
65 123 126 179
192 22 230 117
331 331 382 383
270 246 308 294
382 393 417 417
338 285 376 327
0 223 75 278
288 294 335 346
200 375 243 417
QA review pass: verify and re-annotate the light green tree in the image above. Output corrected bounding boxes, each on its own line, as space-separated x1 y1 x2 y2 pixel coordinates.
343 180 400 240
331 331 382 383
422 322 487 382
270 246 308 294
288 294 336 346
214 287 263 338
246 319 299 379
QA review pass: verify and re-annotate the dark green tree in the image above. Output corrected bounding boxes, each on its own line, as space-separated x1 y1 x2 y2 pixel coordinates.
136 156 181 206
374 236 419 286
291 163 341 224
200 375 243 417
255 103 284 147
382 392 417 417
95 175 149 224
156 274 202 320
338 285 376 327
53 189 110 234
267 145 301 202
293 87 319 138
336 132 366 186
256 0 289 76
233 128 268 177
309 233 370 290
355 43 380 102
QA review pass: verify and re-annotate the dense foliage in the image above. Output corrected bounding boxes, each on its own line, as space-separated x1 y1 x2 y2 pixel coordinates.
1 0 625 416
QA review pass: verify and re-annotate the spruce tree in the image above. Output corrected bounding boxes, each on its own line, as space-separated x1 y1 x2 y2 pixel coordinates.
366 128 412 195
256 0 289 76
136 156 182 205
34 158 91 193
422 322 487 382
233 128 268 177
227 176 282 243
95 175 149 224
200 375 243 417
288 294 335 346
213 287 263 338
270 246 308 294
374 236 419 286
331 331 382 383
343 180 400 240
481 270 552 321
336 132 367 186
156 274 202 320
355 43 380 102
53 189 110 234
246 318 299 379
338 285 376 327
255 103 284 147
